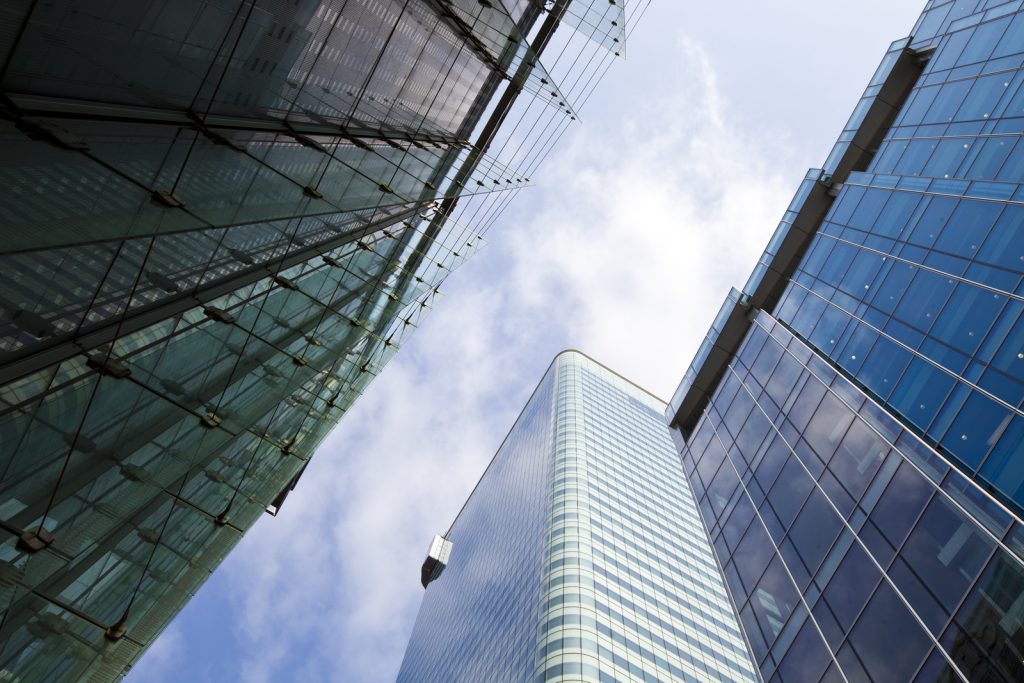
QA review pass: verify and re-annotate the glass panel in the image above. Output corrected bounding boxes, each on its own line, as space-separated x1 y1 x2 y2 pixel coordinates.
847 581 932 683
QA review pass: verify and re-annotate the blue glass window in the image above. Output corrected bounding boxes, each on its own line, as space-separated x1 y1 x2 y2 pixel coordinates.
809 304 851 358
956 16 1011 65
923 137 972 176
932 284 1004 356
764 353 803 409
774 619 831 683
734 521 775 592
724 388 756 441
869 460 935 549
791 289 828 340
956 73 1012 122
847 582 932 683
896 139 940 175
708 457 741 518
817 240 857 284
696 437 729 490
930 28 973 71
992 12 1024 59
941 390 1012 469
889 356 958 429
871 139 909 174
835 322 878 376
900 496 994 613
924 80 972 125
754 436 791 494
912 648 960 682
847 189 889 232
978 414 1024 507
935 200 1002 257
875 191 924 238
750 556 800 642
829 419 888 499
978 365 1024 411
723 495 757 552
858 335 912 400
787 489 843 576
803 393 854 461
908 196 958 249
977 203 1024 269
838 250 885 298
821 541 881 632
966 136 1016 179
765 452 813 525
997 137 1024 180
898 85 941 127
871 260 917 316
740 604 769 664
889 555 951 634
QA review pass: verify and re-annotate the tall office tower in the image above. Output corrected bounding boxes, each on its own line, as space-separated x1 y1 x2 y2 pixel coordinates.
399 351 758 683
667 2 1024 682
0 0 635 679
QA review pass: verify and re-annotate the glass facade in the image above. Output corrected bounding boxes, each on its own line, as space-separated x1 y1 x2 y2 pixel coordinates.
668 1 1024 682
399 351 757 683
0 0 633 679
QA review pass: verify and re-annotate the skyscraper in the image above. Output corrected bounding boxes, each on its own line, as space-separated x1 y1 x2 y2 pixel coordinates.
399 351 758 683
667 2 1024 681
0 1 632 679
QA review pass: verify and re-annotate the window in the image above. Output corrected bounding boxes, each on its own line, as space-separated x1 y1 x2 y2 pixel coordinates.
900 497 994 613
847 582 932 683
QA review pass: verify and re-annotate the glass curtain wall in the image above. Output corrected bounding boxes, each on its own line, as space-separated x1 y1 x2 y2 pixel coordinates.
0 0 618 679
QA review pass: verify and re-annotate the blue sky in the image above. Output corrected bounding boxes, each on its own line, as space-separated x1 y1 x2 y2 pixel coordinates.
127 2 925 681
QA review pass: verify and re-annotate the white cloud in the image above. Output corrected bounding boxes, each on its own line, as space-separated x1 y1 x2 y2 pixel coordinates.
197 33 796 683
495 36 794 397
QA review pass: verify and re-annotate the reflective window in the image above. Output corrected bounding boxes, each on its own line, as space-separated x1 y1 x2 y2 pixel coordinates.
847 582 932 683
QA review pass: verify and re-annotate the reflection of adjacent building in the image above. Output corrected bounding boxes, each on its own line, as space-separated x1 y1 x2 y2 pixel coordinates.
0 0 628 680
399 352 758 682
667 3 1024 682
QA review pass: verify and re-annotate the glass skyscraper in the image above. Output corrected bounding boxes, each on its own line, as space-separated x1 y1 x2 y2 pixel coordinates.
0 0 630 679
668 1 1024 681
399 351 758 683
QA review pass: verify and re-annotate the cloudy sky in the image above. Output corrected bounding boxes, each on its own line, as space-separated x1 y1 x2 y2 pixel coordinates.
128 2 924 681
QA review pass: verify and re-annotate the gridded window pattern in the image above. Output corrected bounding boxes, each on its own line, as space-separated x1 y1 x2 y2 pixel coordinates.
678 311 1024 683
400 351 757 683
534 353 757 683
772 1 1024 515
